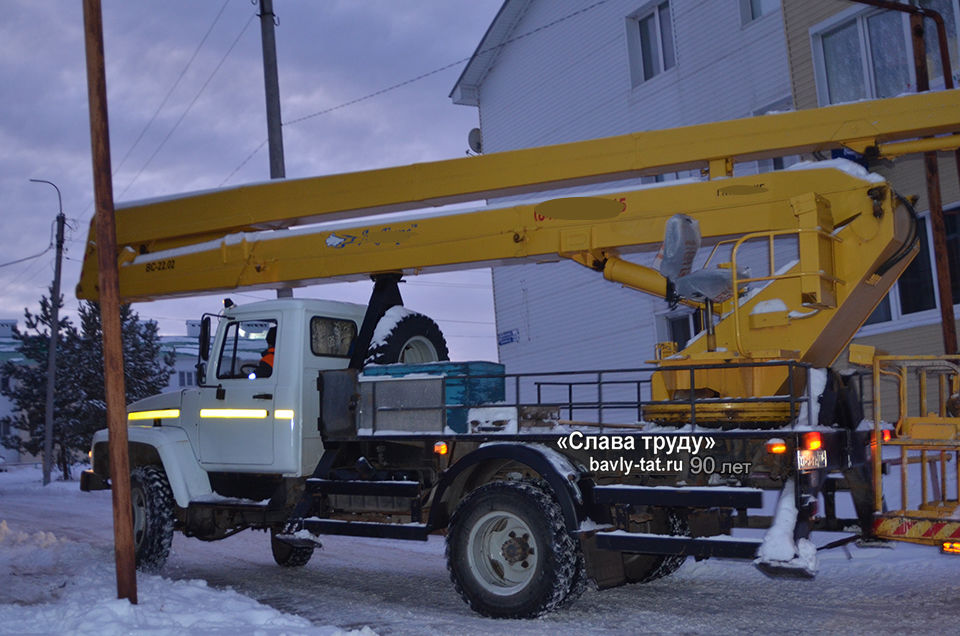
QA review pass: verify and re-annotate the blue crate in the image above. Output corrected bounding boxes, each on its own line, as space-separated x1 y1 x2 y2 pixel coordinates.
363 361 505 433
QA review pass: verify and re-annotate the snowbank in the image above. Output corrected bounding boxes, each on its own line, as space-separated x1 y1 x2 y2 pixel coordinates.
0 468 372 636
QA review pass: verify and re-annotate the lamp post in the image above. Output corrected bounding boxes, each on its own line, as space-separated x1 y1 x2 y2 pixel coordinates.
29 178 65 486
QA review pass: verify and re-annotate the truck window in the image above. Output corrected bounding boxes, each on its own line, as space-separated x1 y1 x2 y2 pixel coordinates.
216 319 278 379
310 316 356 357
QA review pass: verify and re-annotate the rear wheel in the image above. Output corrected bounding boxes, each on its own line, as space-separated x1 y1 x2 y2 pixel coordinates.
270 527 315 567
130 465 174 572
622 508 688 583
446 481 581 618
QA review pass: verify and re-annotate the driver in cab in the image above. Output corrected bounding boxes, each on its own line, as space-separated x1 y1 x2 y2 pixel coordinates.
252 326 276 379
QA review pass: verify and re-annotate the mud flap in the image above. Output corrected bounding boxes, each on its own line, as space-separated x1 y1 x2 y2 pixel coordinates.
754 478 818 579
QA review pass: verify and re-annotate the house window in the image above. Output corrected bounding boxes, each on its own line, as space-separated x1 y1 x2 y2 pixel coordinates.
946 212 960 304
898 218 936 315
741 0 779 24
627 2 675 86
920 0 960 87
859 213 960 331
813 1 960 105
178 371 195 387
660 309 703 349
753 97 797 173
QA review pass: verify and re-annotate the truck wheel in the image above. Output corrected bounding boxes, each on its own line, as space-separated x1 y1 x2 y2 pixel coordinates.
270 527 314 567
446 481 580 618
367 310 449 365
622 509 688 583
130 465 174 571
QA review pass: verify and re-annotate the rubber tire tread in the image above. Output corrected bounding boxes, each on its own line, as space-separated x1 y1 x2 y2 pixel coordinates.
366 313 449 365
271 528 315 567
622 510 688 584
446 481 579 619
130 465 175 572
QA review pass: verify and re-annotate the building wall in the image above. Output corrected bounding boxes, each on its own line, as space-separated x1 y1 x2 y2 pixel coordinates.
476 0 793 372
480 0 792 152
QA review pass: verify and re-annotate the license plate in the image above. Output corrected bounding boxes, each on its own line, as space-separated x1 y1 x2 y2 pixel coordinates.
797 448 827 471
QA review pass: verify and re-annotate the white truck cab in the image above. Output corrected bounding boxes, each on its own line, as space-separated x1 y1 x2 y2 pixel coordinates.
85 296 448 510
184 298 366 476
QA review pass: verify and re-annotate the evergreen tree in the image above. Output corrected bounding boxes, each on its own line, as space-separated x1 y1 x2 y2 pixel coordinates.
0 294 174 480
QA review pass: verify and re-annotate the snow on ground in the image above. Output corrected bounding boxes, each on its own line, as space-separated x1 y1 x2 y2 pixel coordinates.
2 463 960 635
0 466 366 636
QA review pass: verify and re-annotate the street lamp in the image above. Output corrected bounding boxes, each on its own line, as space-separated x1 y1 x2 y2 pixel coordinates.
29 178 65 486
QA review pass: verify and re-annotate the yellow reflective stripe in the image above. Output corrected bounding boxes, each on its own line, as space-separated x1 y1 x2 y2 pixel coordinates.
199 408 268 419
128 409 180 421
274 409 295 419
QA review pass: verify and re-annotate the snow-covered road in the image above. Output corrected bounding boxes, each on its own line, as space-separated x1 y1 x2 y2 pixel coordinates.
2 465 959 635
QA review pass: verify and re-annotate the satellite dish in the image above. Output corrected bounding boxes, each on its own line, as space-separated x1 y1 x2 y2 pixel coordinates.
468 128 482 154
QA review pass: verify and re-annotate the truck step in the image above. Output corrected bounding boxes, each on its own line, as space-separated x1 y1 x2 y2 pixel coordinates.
595 531 763 559
591 485 763 509
306 479 420 498
301 518 430 541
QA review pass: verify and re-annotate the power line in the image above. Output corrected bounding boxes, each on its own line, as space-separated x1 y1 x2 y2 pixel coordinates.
221 0 611 185
0 215 57 271
287 0 611 127
118 11 257 199
0 246 52 270
113 0 232 178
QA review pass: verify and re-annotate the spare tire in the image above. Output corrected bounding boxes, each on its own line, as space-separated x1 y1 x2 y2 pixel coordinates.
366 307 449 365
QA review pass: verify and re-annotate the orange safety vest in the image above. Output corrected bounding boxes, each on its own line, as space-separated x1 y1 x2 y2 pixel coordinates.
261 347 274 368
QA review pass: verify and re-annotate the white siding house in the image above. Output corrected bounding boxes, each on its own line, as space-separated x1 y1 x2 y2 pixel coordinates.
451 0 793 372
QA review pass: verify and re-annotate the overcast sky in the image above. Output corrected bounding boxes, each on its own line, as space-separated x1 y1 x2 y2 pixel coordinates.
0 0 502 360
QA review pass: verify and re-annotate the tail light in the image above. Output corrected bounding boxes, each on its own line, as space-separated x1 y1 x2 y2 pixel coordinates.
766 438 787 454
802 431 822 451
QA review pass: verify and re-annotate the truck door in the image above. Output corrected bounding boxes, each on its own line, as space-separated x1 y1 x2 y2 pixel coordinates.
196 318 281 468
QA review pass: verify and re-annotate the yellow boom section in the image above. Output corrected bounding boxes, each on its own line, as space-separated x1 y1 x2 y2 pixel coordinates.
77 89 960 303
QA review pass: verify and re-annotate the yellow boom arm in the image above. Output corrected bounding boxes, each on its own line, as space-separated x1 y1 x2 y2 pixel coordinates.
76 90 960 394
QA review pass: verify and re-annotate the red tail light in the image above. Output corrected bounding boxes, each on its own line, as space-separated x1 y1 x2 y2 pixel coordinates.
802 431 822 451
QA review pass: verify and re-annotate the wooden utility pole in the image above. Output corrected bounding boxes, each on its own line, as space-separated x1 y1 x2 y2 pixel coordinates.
910 13 958 355
82 0 137 604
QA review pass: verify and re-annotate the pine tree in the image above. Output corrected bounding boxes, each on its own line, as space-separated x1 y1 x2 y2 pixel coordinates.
0 294 174 480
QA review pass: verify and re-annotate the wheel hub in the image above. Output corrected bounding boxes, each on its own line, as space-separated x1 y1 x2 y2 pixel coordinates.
466 510 540 595
500 531 534 566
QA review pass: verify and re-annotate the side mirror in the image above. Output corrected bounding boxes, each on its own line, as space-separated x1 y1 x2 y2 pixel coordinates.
199 316 211 361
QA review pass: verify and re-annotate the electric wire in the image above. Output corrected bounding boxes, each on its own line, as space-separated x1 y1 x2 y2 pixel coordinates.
0 247 52 270
112 0 231 178
221 0 612 185
118 11 257 200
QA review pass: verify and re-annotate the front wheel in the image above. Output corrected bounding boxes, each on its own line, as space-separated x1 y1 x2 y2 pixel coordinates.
446 481 581 618
130 465 175 571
